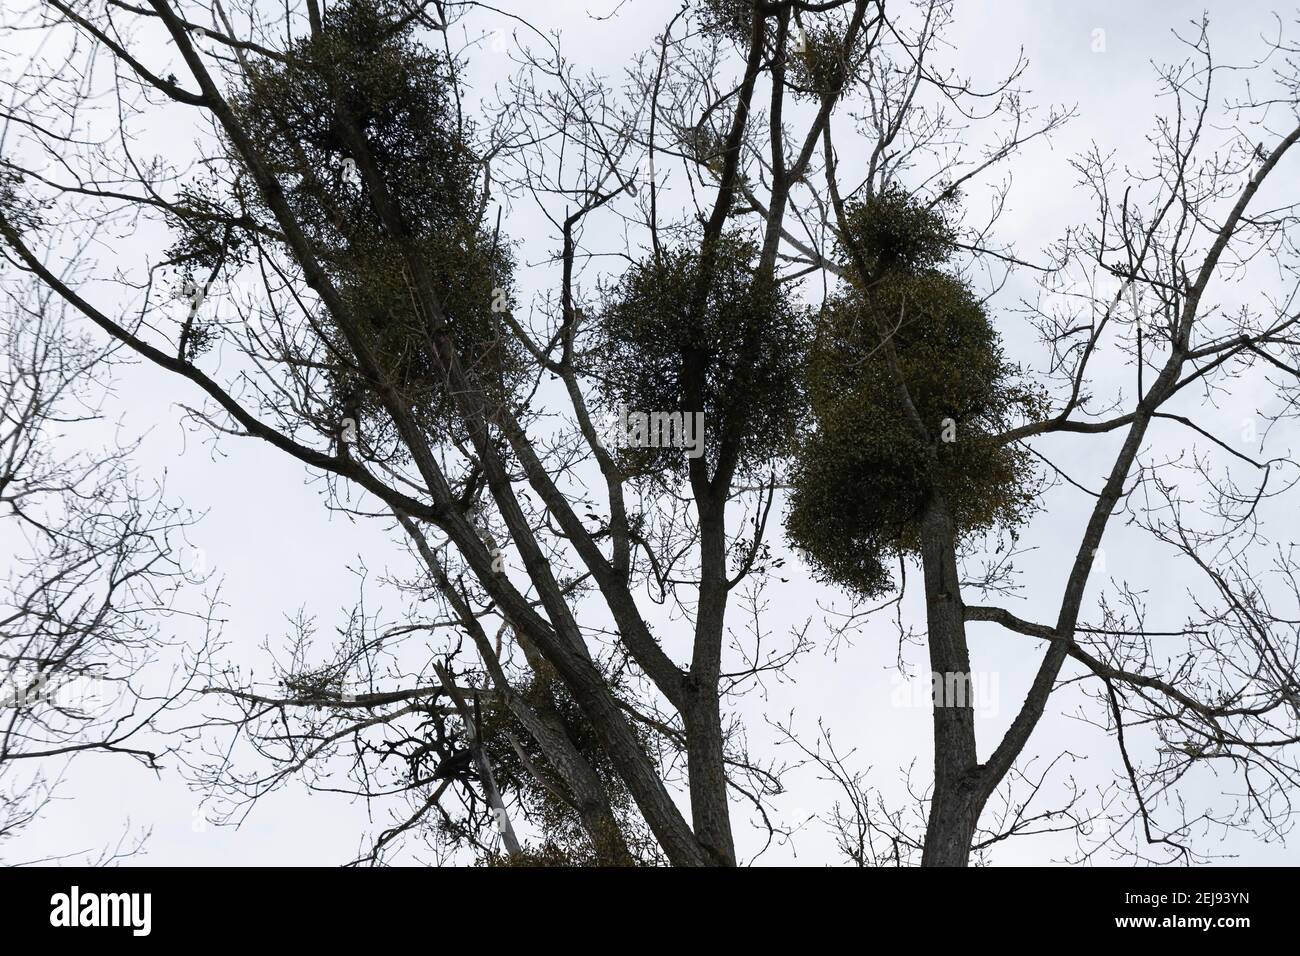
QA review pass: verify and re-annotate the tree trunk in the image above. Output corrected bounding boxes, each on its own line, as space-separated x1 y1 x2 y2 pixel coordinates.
683 691 736 865
685 496 738 866
917 494 981 867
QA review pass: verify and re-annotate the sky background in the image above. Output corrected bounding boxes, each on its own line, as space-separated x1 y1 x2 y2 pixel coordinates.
4 0 1300 866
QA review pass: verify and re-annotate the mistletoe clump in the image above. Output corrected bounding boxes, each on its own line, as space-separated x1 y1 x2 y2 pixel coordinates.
786 20 869 99
836 184 959 275
227 0 523 444
698 0 759 45
786 191 1044 597
477 666 660 866
231 0 480 243
590 233 809 477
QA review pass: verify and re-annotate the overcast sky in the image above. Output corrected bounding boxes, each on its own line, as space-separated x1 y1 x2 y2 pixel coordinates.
5 0 1299 866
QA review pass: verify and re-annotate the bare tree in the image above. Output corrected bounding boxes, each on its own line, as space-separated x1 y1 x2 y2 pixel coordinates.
0 285 209 862
1 0 1297 868
789 10 1300 864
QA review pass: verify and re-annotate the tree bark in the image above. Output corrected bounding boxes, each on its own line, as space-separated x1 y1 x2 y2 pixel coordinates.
685 497 738 866
683 691 735 865
917 494 981 867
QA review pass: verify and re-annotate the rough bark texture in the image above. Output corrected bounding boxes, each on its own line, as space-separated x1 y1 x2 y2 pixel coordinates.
685 498 738 866
917 495 981 867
